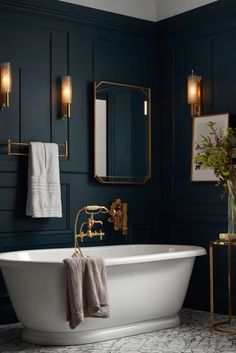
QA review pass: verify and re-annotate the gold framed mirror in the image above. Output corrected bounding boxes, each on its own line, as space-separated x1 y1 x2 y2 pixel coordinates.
94 81 151 184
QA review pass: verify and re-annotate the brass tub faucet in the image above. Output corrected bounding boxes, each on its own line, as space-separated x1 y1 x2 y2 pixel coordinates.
73 200 128 256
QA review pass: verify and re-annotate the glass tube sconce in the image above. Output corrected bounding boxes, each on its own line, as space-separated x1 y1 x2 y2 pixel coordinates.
61 75 72 119
187 70 202 117
0 62 12 109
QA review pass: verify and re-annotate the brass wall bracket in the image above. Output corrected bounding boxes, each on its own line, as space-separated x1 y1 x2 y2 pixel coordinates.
1 92 10 109
108 198 128 235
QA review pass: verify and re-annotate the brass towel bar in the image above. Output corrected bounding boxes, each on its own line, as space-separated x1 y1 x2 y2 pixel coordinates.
7 139 68 158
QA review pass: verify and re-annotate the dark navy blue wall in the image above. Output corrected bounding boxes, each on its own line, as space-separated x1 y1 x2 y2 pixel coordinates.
157 0 236 315
1 0 235 325
0 0 160 323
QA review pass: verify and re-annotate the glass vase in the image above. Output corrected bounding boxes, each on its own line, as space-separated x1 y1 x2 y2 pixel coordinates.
227 180 236 235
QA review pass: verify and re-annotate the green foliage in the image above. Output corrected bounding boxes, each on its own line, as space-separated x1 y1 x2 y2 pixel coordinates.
195 121 236 190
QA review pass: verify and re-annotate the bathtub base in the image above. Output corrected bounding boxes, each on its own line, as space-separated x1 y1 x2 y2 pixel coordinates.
21 315 180 346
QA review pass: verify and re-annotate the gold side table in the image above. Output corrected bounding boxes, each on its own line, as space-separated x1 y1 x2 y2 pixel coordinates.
209 239 236 334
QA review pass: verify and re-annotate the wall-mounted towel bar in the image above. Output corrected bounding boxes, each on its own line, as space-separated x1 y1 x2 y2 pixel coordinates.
7 139 68 158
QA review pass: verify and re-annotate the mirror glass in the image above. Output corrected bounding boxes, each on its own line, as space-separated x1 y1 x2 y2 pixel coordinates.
94 81 151 184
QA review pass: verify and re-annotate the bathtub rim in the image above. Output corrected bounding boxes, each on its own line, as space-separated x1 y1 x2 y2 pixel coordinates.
0 244 206 268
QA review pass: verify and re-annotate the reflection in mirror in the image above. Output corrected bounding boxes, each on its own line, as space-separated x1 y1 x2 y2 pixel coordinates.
94 81 151 184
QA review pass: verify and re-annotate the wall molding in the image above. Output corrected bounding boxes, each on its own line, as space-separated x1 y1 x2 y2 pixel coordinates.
156 0 236 35
0 0 155 37
0 1 235 42
2 0 233 37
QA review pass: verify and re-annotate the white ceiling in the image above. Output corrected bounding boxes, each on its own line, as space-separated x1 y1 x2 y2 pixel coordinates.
59 0 218 22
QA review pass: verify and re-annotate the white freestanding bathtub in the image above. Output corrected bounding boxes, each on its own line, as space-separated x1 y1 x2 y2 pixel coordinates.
0 244 206 345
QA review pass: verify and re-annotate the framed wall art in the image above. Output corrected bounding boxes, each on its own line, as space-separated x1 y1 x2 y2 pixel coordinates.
191 113 229 182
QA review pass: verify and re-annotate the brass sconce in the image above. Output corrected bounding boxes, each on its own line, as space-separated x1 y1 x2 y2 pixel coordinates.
61 75 72 119
0 62 12 109
187 70 202 117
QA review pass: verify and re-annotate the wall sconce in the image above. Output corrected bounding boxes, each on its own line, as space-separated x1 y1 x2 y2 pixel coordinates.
61 75 72 119
0 62 12 109
187 70 202 117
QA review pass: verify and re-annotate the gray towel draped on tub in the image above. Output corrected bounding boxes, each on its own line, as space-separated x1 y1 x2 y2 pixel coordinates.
63 256 110 329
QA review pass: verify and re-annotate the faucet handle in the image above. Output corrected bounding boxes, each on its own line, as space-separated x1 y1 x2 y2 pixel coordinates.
94 220 103 225
98 229 105 240
85 205 109 214
86 205 101 212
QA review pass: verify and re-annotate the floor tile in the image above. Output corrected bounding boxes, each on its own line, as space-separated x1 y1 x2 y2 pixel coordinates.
0 309 235 353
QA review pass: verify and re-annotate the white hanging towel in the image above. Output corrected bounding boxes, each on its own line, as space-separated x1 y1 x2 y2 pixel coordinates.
26 142 62 218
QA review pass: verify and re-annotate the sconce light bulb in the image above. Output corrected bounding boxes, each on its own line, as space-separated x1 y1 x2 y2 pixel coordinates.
187 72 199 104
187 70 202 117
2 76 10 85
63 87 71 100
189 85 197 96
61 75 72 118
0 62 11 109
1 62 11 93
61 76 72 104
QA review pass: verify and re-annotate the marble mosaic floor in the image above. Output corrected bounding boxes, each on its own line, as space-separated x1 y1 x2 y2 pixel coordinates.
0 309 236 353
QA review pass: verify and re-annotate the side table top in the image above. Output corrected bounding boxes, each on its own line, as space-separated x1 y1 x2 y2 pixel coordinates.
210 239 236 246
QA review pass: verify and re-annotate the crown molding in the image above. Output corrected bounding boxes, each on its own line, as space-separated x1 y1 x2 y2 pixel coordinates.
0 0 156 37
0 1 234 42
156 0 236 36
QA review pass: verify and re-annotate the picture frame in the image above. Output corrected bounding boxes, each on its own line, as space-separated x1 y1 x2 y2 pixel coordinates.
191 113 229 182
